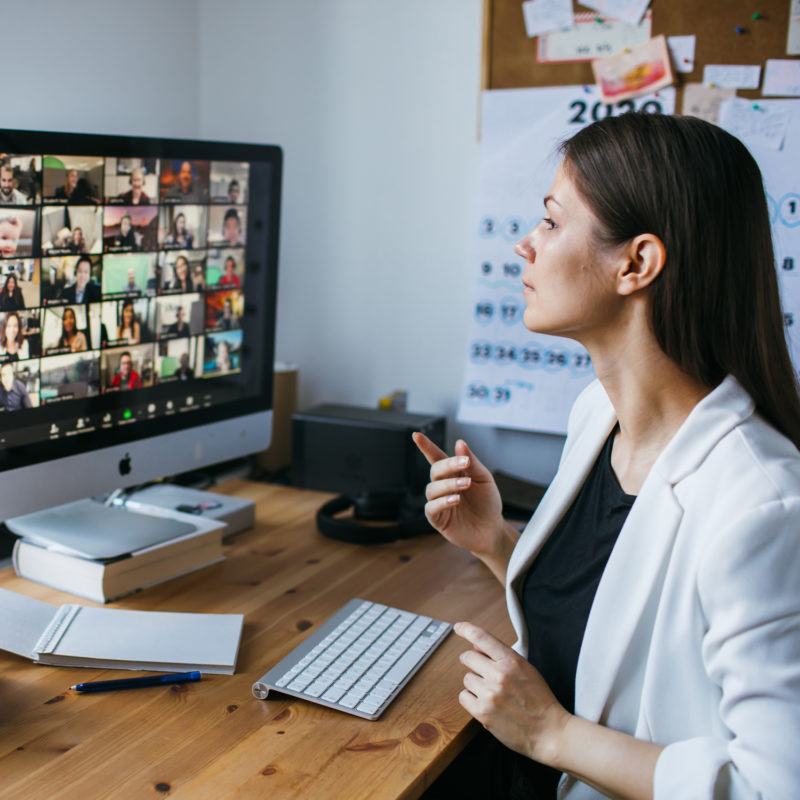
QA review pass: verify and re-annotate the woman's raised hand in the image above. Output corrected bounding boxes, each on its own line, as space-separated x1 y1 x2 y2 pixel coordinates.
412 433 516 579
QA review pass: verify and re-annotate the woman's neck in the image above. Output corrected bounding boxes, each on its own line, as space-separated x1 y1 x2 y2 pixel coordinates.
583 327 711 494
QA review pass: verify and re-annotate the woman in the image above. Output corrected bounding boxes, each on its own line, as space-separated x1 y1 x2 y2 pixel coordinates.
116 300 140 344
215 340 232 372
0 273 25 311
115 214 138 250
66 227 86 254
415 113 800 799
0 311 29 360
168 255 193 291
57 307 87 352
164 212 193 249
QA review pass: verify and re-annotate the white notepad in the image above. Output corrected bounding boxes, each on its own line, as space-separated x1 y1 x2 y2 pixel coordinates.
0 587 243 674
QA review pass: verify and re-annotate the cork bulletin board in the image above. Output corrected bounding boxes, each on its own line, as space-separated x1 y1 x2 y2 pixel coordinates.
482 0 793 107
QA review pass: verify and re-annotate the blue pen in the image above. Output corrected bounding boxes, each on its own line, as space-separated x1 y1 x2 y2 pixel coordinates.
70 671 202 693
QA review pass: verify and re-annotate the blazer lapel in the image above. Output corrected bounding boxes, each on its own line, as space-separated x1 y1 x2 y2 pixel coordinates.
506 399 617 651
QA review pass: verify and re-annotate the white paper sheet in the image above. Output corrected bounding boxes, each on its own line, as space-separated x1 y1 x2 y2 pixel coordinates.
458 86 675 434
719 97 789 151
521 0 573 38
703 64 761 90
667 35 695 73
788 0 800 55
763 59 800 97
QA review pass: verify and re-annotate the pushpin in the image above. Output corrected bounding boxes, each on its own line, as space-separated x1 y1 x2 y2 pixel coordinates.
594 16 603 23
752 12 761 20
709 81 716 88
753 103 760 110
735 25 744 34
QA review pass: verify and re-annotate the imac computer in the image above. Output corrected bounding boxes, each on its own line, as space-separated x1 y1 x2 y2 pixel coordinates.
0 128 281 543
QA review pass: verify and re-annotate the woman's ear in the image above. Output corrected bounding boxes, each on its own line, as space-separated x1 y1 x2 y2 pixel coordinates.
617 233 666 296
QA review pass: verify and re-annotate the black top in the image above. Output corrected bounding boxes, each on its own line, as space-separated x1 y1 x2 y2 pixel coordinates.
515 427 636 797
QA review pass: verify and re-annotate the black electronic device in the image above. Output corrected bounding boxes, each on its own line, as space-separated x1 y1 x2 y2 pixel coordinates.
292 404 446 544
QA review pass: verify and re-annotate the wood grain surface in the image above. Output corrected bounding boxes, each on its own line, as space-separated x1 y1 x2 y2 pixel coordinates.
0 481 513 799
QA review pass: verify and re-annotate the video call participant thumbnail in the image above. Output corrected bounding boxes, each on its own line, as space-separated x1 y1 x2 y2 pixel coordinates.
203 329 242 375
42 305 90 354
210 162 249 204
160 252 205 293
0 157 40 205
0 272 25 311
216 254 243 288
156 293 204 339
0 210 37 259
118 167 151 205
161 160 209 203
42 158 102 205
98 297 154 347
208 207 246 249
109 350 142 390
40 206 102 255
59 255 102 303
160 206 208 250
39 351 100 403
205 290 242 331
117 300 140 345
0 361 33 410
104 159 158 205
0 310 31 361
102 253 156 299
101 344 153 391
0 261 40 309
157 337 200 382
0 164 31 206
103 206 158 253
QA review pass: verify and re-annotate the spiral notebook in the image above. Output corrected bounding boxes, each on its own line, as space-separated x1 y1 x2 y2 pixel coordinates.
0 587 243 674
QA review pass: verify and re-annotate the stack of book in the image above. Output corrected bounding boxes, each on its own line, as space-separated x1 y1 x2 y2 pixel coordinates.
11 502 226 604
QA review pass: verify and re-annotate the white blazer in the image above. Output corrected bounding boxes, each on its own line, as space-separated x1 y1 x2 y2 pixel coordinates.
506 377 800 799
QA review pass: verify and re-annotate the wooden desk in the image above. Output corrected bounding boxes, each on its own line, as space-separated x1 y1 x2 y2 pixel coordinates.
0 481 513 799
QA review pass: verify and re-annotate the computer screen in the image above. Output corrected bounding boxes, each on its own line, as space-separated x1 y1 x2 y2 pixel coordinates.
0 129 282 519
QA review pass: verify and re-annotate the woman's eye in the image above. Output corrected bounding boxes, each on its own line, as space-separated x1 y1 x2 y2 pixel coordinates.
542 216 556 230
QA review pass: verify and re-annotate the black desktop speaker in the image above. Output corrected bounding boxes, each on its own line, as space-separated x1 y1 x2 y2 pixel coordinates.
292 404 446 544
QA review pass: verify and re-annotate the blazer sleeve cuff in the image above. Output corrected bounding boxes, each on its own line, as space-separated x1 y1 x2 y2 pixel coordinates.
655 738 764 800
654 738 727 799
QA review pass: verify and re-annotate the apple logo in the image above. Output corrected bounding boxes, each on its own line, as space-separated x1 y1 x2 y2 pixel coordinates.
119 452 132 476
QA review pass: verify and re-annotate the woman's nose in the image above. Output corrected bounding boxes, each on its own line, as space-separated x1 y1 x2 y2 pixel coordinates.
514 234 535 261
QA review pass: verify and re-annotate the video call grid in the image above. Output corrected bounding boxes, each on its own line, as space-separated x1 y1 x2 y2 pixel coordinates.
0 154 251 412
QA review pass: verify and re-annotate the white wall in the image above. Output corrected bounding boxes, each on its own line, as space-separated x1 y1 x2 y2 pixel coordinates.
5 0 200 138
197 0 565 483
7 0 564 484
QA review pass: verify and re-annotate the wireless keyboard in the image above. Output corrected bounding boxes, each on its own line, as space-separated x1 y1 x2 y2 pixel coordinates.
252 598 452 720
